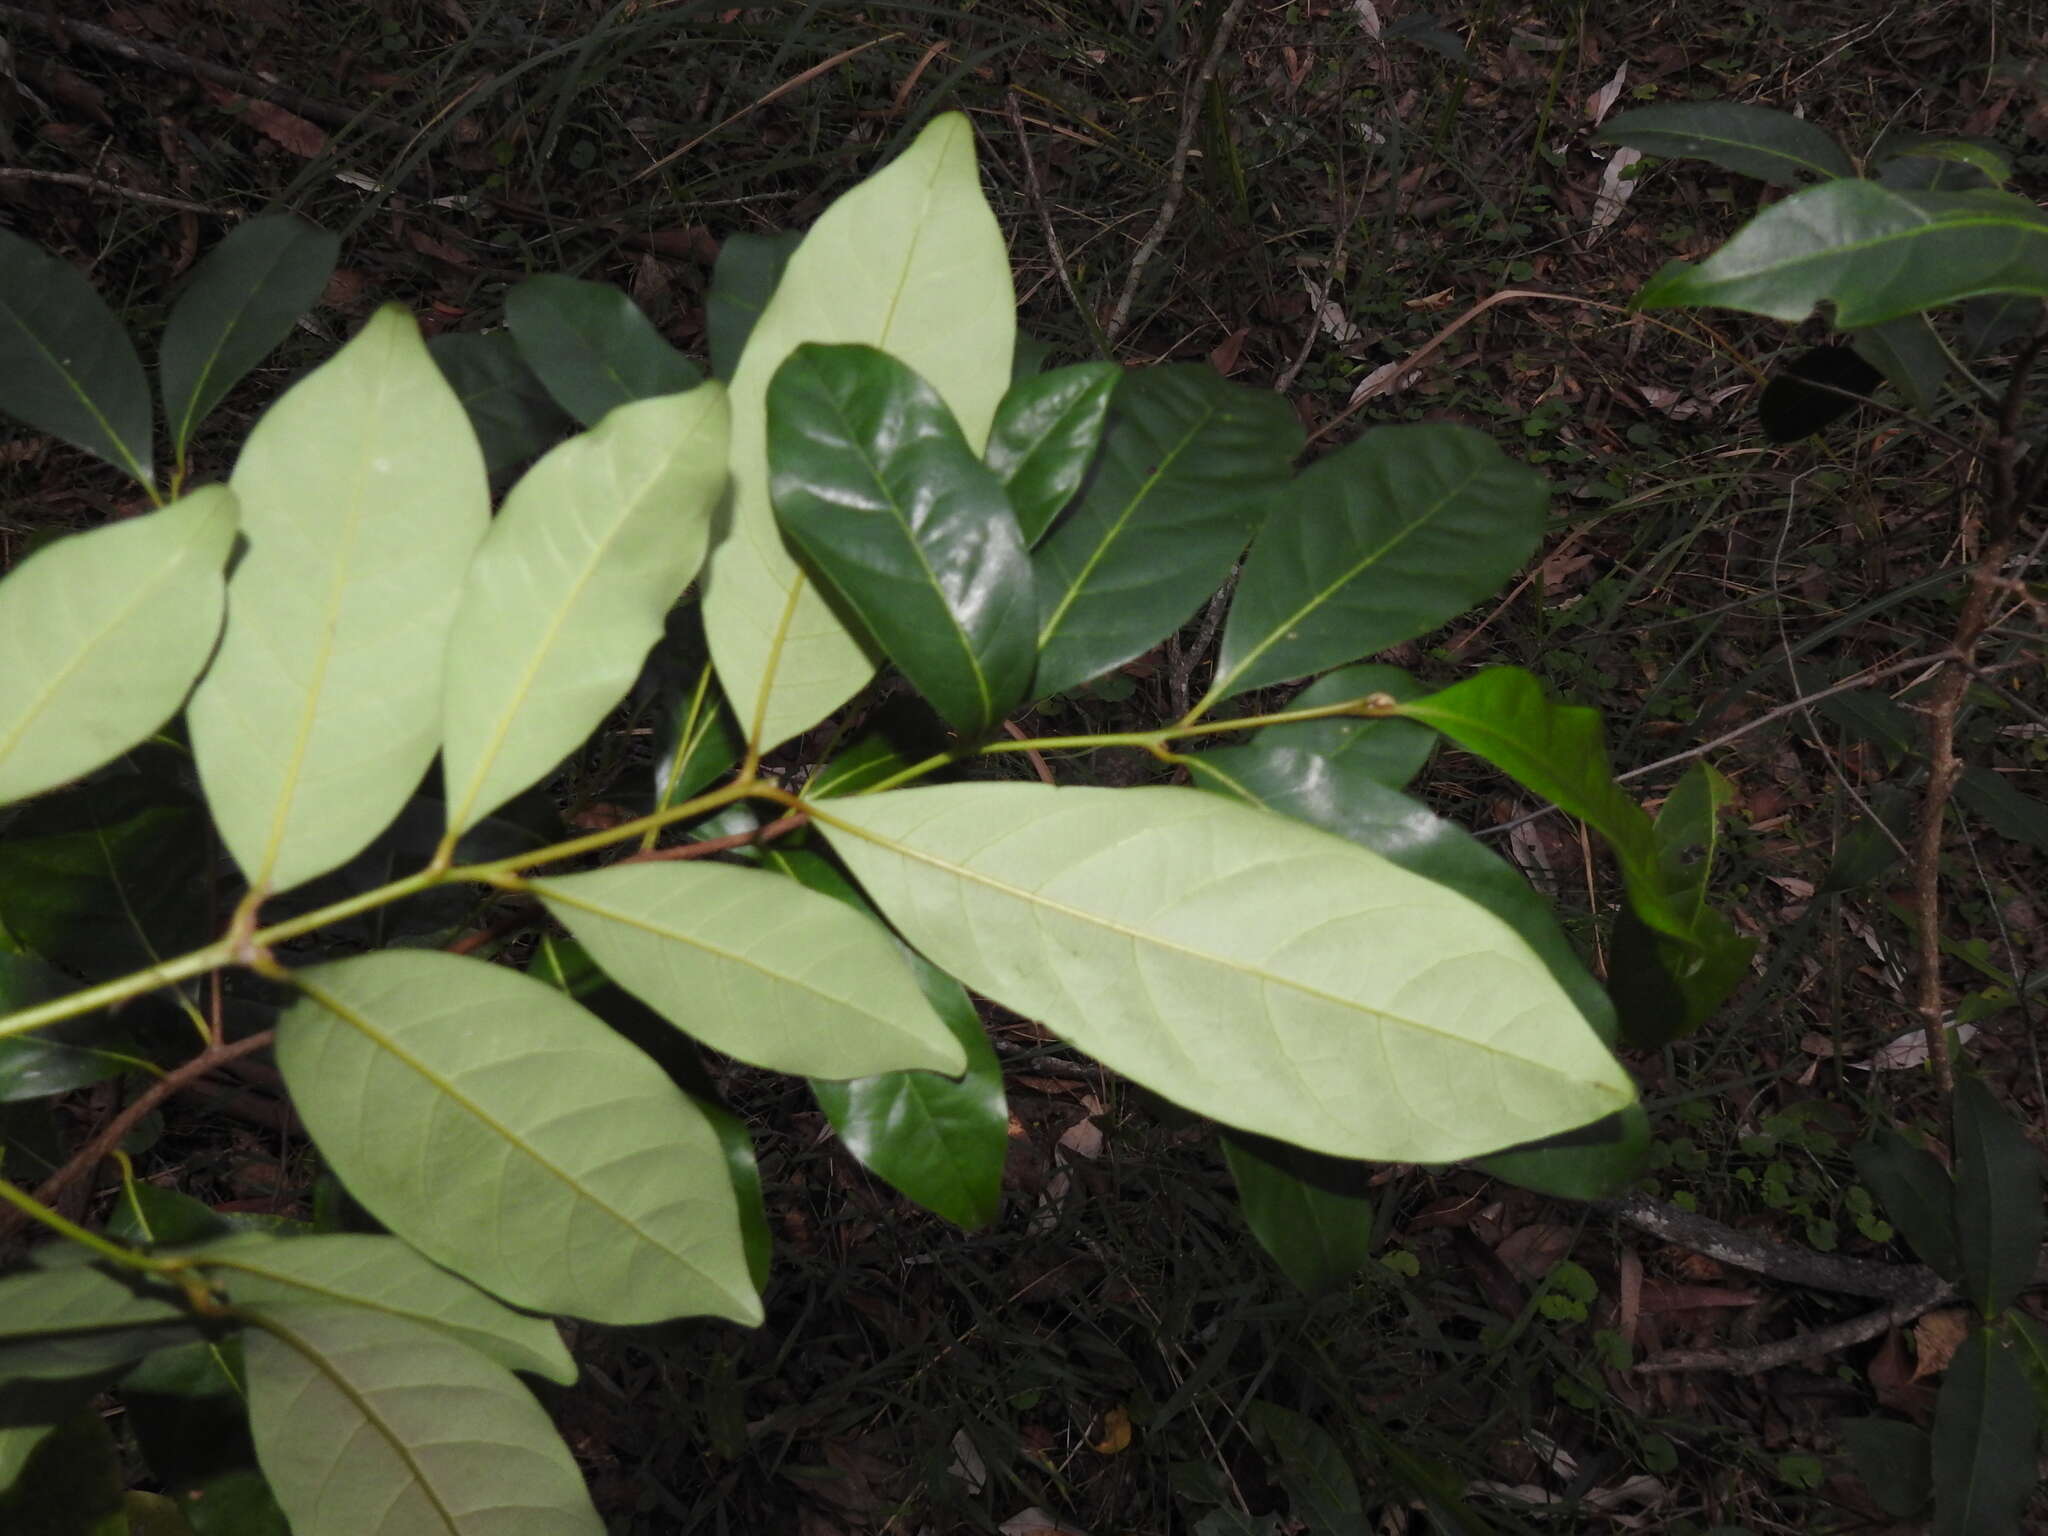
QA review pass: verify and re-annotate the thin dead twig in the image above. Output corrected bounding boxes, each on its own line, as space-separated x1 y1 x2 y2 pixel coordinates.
626 34 901 186
1477 650 1960 845
1908 326 2046 1098
1599 1191 2048 1376
0 167 234 217
0 1030 276 1245
0 5 401 134
1104 0 1255 344
1004 90 1110 359
613 812 809 865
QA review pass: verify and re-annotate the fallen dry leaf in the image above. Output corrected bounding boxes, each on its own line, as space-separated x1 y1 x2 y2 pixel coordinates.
1911 1307 1971 1380
1585 63 1628 127
1209 325 1249 376
1090 1405 1132 1455
1855 1023 1979 1072
1494 1222 1575 1281
1057 1112 1104 1161
1868 1326 1938 1423
201 82 327 157
1638 1281 1759 1313
999 1507 1088 1536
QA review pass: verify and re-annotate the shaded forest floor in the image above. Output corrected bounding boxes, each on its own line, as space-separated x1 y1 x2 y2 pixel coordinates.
3 1 2046 1531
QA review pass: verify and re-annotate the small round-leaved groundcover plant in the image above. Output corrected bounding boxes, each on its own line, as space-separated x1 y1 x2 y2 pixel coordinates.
0 114 1762 1532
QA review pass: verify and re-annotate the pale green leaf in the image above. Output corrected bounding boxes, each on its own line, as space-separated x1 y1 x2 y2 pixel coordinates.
534 861 966 1079
1637 182 2048 329
0 1263 191 1341
276 950 759 1326
188 306 489 893
244 1305 601 1536
701 112 1015 753
816 784 1634 1162
184 1232 574 1383
0 488 236 807
440 385 729 837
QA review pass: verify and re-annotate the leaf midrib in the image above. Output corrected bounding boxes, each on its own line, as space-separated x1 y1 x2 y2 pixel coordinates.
537 876 931 1045
296 976 726 1297
816 802 1623 1086
1035 402 1219 650
447 429 685 834
1214 458 1486 697
0 513 208 774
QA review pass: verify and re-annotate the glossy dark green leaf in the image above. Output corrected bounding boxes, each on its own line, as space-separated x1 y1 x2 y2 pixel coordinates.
1757 344 1884 442
807 730 920 799
1247 1400 1368 1536
428 330 573 473
0 229 153 485
1956 767 2048 856
159 214 338 462
1222 1133 1375 1295
107 1180 245 1248
1838 1417 1932 1518
1221 664 1435 793
1650 761 1736 928
180 1468 291 1536
120 1337 254 1498
1931 1327 2041 1536
768 342 1036 735
772 847 1006 1230
984 362 1120 542
1032 365 1301 700
1852 1128 1961 1280
692 1096 772 1294
1600 102 1855 186
1394 668 1753 1042
633 605 742 821
0 1410 123 1536
1851 314 1949 414
1959 293 2041 358
2009 1313 2048 1418
1638 183 2048 329
1011 334 1056 382
0 775 211 981
1875 136 2011 192
1188 731 1646 1196
1211 425 1548 701
504 274 702 427
706 231 800 382
0 951 136 1102
0 1423 54 1497
1953 1076 2044 1317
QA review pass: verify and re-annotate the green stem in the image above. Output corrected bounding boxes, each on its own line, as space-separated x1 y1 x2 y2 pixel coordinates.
848 696 1393 798
449 778 759 882
0 1176 162 1272
0 942 234 1043
989 694 1393 757
0 779 762 1044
